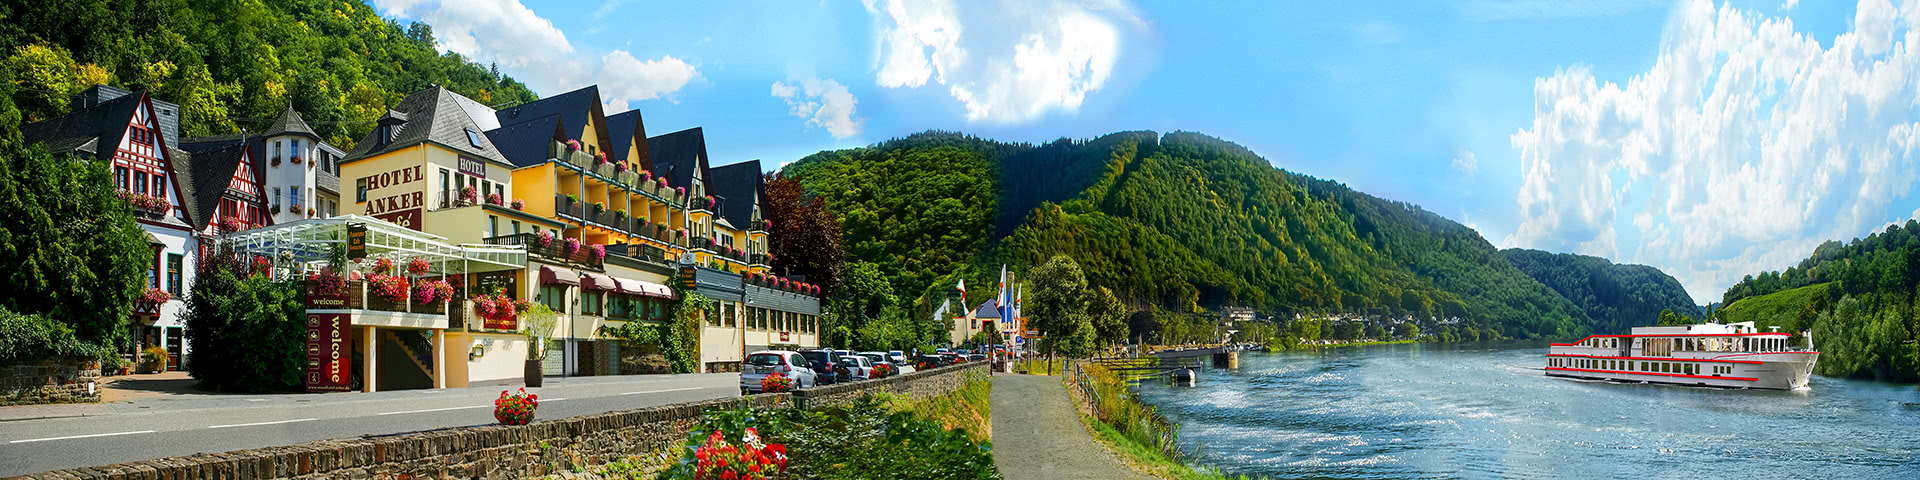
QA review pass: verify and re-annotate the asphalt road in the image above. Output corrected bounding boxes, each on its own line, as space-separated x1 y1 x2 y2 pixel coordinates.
0 373 741 477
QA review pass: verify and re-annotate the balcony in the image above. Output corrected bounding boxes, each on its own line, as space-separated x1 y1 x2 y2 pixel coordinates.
554 193 584 220
485 233 604 269
596 210 626 229
690 196 716 212
750 253 771 266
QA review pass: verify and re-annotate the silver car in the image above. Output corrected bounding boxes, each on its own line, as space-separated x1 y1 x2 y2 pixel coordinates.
740 351 816 394
857 351 897 378
836 356 873 381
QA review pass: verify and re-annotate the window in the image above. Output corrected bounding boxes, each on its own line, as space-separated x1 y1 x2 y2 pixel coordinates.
722 304 735 328
116 167 129 190
154 174 166 200
581 290 602 315
465 128 483 148
540 285 567 313
439 168 451 208
488 215 498 238
274 141 282 161
291 186 301 209
135 171 149 194
166 254 183 296
272 187 281 209
147 255 158 289
512 221 522 236
291 139 301 159
356 178 367 203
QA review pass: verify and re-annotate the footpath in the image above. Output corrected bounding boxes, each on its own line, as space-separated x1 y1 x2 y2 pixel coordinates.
991 374 1152 480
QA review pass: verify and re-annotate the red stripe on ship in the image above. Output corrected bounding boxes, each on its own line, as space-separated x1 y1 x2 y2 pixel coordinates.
1549 332 1792 346
1545 367 1757 382
1546 354 1764 365
1709 351 1819 360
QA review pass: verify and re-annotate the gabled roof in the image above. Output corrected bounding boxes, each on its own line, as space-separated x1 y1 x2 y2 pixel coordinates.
344 86 511 166
263 105 319 139
646 127 711 193
164 146 204 229
182 142 252 230
972 300 1004 319
493 85 610 158
19 92 143 161
178 136 267 194
708 160 763 230
604 109 652 169
483 113 568 168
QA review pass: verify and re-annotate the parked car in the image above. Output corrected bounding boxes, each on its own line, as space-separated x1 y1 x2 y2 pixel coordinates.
836 356 873 381
857 352 896 378
799 349 848 385
888 350 915 374
740 351 816 394
967 353 988 362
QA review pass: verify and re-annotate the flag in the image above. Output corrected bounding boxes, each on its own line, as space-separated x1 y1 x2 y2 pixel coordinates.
956 278 966 307
998 265 1014 325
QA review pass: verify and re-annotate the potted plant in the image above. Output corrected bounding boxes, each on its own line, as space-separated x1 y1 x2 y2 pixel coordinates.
372 257 395 275
511 198 525 210
494 388 538 425
460 186 476 205
537 230 555 248
290 155 303 164
306 207 316 217
564 238 581 255
590 244 606 262
141 287 171 304
139 345 170 374
520 303 558 387
407 258 431 276
487 192 502 205
566 194 579 206
565 139 581 152
760 372 793 393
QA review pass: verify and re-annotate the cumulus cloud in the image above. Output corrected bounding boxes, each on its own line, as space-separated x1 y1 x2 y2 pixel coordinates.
864 0 1134 123
772 77 864 139
1507 0 1920 302
371 0 698 109
1452 150 1480 176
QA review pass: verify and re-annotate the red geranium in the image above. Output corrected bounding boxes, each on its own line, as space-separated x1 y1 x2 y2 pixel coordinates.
494 388 538 425
407 258 431 276
760 372 793 393
691 427 787 480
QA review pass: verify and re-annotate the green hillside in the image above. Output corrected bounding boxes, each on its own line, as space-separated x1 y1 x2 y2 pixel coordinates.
1718 283 1830 336
1719 221 1920 381
1500 248 1697 334
787 131 1594 339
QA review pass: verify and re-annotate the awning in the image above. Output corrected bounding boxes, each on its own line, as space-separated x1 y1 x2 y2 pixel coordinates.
539 266 580 286
580 272 615 291
613 276 677 299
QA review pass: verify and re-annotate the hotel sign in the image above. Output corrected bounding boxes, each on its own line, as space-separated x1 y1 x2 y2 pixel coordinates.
305 312 352 392
360 165 424 231
458 157 487 179
346 222 367 260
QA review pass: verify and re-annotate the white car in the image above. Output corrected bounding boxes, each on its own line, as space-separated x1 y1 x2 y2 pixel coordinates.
740 351 816 394
836 356 873 381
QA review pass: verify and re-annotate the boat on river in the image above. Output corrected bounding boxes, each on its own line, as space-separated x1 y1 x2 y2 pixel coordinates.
1544 321 1818 390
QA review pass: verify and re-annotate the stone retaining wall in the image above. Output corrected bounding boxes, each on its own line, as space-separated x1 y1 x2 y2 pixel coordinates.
0 357 100 406
6 362 989 479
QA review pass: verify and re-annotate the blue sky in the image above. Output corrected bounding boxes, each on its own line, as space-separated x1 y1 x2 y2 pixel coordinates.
372 0 1920 304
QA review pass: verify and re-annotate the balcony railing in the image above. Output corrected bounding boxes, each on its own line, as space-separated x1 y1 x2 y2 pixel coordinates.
691 196 715 211
750 253 771 266
485 233 604 269
554 193 583 220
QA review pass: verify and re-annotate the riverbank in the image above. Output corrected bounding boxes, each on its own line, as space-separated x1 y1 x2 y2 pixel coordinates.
1064 363 1247 480
1267 338 1421 351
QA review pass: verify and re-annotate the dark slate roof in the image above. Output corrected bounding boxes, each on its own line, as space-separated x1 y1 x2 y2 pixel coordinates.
182 142 250 229
164 145 203 229
708 160 763 230
646 127 710 193
483 113 567 168
344 86 510 166
71 85 180 148
19 92 144 160
263 105 319 139
493 85 610 157
972 300 1004 319
178 136 268 195
603 109 651 168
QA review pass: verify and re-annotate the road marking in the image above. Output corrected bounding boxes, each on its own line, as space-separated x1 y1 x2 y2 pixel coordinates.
540 398 568 402
244 398 268 402
207 418 317 429
376 405 487 416
620 387 704 395
9 430 156 444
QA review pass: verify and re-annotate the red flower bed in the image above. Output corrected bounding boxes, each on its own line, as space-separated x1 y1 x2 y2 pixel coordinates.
692 428 787 480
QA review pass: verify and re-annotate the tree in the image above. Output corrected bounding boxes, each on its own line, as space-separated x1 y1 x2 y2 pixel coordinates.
1395 321 1420 340
1087 286 1128 347
0 135 149 353
1364 324 1386 340
181 249 305 392
763 174 845 293
1027 255 1091 350
825 261 894 346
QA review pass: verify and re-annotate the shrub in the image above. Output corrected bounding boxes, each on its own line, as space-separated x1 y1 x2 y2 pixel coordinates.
182 250 307 392
139 345 169 373
665 397 996 480
0 307 102 363
0 138 149 352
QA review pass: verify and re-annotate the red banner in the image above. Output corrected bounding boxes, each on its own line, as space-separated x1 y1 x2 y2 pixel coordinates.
305 312 353 392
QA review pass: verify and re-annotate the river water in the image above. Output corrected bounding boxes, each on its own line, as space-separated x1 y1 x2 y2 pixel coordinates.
1133 342 1920 479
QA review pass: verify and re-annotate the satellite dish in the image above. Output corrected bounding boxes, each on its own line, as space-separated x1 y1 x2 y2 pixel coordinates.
676 252 698 265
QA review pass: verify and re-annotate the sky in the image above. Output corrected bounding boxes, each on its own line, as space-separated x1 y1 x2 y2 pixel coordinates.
368 0 1920 304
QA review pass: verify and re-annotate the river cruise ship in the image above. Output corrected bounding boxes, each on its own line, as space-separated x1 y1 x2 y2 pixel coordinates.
1544 321 1818 390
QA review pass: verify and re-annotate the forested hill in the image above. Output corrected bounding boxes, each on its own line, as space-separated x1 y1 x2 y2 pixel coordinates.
0 0 539 143
787 130 1599 340
1716 221 1920 381
1499 248 1696 335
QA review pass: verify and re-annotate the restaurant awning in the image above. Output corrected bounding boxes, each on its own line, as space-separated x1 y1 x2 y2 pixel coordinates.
580 272 614 291
539 266 579 285
613 276 677 299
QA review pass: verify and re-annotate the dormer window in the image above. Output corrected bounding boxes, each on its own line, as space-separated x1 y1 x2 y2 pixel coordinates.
465 128 483 148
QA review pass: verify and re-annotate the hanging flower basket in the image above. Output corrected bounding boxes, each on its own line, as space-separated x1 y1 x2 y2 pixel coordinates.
538 230 555 248
487 192 502 205
565 139 581 152
564 238 581 255
407 258 431 276
511 198 525 210
590 244 606 262
372 257 395 275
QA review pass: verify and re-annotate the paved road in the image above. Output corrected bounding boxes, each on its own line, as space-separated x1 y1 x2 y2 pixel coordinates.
990 375 1151 480
0 374 740 477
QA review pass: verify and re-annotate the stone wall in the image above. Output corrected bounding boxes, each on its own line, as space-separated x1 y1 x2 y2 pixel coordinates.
6 362 990 479
0 357 100 406
791 361 988 409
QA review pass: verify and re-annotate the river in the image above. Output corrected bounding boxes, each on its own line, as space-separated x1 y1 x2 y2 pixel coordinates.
1133 342 1920 479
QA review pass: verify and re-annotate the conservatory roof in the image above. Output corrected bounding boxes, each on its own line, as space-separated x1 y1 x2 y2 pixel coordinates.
219 215 527 273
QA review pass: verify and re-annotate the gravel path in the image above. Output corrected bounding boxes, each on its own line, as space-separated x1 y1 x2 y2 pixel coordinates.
991 374 1152 480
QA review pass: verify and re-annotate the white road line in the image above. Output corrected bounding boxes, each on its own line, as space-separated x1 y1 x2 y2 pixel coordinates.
207 418 317 429
376 405 486 416
620 387 704 395
244 398 268 402
539 398 568 402
9 430 156 444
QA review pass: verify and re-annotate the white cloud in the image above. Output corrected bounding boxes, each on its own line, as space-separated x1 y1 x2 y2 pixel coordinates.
1352 21 1404 45
1783 0 1801 10
1507 0 1920 302
1451 150 1480 176
772 77 864 139
864 0 1134 123
373 0 698 109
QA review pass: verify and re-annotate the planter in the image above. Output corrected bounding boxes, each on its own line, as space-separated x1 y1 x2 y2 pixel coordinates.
525 359 543 387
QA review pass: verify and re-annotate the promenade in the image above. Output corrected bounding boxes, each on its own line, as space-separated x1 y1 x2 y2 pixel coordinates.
991 374 1151 480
